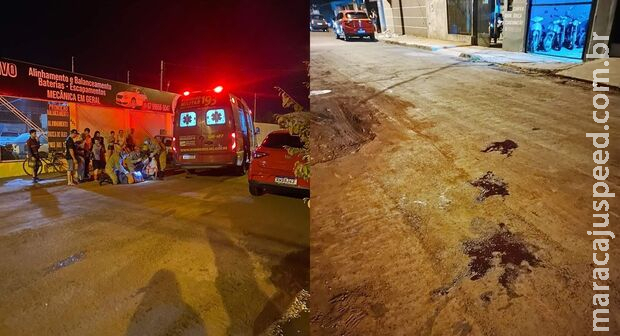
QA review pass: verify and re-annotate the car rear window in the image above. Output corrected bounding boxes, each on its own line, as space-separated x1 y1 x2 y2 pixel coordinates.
346 12 368 19
263 133 303 149
311 15 324 20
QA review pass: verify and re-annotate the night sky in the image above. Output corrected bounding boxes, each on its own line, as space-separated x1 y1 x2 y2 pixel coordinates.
1 0 310 122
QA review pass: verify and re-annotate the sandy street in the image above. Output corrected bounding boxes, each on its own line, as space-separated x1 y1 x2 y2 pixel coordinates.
310 31 619 335
0 173 309 335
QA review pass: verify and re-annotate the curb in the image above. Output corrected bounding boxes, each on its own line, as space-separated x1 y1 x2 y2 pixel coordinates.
381 38 463 51
379 38 619 89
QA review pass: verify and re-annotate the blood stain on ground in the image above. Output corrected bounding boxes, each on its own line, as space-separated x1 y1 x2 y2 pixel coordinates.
481 139 519 157
470 171 509 202
463 224 540 297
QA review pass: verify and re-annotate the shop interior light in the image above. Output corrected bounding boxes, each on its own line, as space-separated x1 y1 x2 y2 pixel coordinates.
183 91 190 96
214 86 224 93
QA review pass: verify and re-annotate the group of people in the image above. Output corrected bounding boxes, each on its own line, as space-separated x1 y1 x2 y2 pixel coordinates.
26 127 168 185
64 127 168 186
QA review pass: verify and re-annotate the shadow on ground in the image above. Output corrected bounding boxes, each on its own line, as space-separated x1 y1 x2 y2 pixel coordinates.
126 269 206 335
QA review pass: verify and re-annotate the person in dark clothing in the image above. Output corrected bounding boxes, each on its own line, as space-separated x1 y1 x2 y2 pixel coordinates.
126 128 136 151
91 138 105 181
65 129 80 186
26 129 41 183
82 128 92 180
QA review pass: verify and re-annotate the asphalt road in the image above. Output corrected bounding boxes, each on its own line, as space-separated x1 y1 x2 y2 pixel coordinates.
310 31 619 335
0 172 309 335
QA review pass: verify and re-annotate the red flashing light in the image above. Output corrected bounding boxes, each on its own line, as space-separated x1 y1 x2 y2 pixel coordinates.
183 91 190 96
214 86 224 93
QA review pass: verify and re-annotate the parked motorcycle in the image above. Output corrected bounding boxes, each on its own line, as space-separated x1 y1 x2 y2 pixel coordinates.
541 19 561 52
529 16 544 52
553 16 569 51
564 18 581 50
576 26 587 48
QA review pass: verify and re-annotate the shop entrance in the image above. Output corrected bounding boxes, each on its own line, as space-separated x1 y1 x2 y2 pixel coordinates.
526 0 594 60
473 0 497 47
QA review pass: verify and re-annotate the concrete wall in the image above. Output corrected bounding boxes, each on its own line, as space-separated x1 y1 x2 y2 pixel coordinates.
586 0 618 59
502 0 529 52
392 0 429 37
426 0 471 42
381 0 396 32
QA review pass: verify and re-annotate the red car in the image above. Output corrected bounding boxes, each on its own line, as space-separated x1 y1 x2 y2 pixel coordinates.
248 130 309 196
334 10 376 41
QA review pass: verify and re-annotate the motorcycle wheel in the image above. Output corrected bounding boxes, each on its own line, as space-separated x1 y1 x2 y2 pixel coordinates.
542 35 553 52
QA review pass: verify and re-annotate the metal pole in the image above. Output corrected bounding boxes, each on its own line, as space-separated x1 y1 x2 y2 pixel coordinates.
160 60 164 91
253 92 257 124
398 0 405 35
127 70 130 84
71 56 75 72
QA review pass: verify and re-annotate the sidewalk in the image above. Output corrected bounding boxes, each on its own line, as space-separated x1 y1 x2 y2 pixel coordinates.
0 173 66 195
377 33 619 88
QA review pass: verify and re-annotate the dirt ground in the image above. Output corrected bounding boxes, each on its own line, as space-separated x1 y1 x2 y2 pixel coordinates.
310 32 620 335
0 172 309 335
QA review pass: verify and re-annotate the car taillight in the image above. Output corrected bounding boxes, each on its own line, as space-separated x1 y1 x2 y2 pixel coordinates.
253 151 268 158
231 132 237 151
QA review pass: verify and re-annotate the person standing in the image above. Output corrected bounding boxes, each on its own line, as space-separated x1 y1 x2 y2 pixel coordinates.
26 129 41 183
76 137 86 182
370 9 378 31
154 136 167 180
93 131 105 152
91 138 105 181
65 129 80 186
108 130 116 148
118 129 126 151
82 128 92 180
126 128 136 151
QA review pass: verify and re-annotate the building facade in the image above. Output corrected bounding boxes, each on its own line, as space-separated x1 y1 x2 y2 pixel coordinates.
379 0 619 60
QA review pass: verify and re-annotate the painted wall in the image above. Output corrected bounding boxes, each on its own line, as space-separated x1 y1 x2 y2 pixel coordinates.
392 0 429 37
503 0 529 52
382 0 396 32
426 0 474 42
74 105 172 143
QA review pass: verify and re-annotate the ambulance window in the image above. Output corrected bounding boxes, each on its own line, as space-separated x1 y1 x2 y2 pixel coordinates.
206 108 226 125
238 108 248 134
179 111 197 127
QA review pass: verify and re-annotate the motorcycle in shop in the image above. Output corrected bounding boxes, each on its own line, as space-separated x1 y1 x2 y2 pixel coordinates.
542 19 562 52
576 26 587 48
564 18 581 50
552 16 569 51
529 16 544 52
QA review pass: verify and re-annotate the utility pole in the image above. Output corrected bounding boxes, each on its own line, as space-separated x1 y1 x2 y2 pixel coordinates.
71 56 75 72
398 0 405 35
253 92 257 125
160 60 164 91
127 70 130 84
